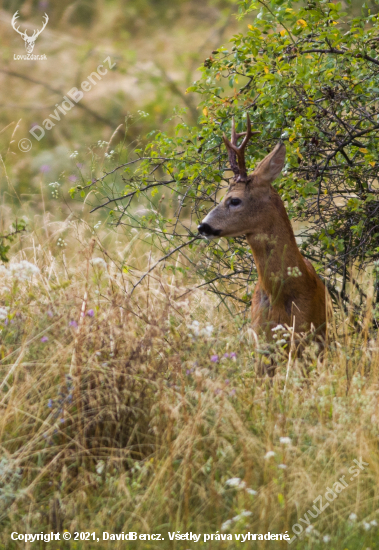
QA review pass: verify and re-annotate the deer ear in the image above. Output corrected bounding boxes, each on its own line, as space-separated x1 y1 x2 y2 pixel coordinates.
253 142 286 186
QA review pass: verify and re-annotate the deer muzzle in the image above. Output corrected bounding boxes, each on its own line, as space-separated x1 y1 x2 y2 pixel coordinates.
198 223 221 238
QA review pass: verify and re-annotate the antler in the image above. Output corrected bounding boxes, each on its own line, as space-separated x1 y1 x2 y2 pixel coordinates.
11 11 26 37
222 114 259 182
32 13 49 39
11 11 48 40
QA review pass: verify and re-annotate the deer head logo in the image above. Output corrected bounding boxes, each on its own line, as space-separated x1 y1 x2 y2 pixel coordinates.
12 11 48 54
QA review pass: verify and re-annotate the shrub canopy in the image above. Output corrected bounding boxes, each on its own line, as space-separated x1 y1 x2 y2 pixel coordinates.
80 0 379 312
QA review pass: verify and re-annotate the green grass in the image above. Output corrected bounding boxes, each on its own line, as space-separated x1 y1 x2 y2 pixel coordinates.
0 224 379 549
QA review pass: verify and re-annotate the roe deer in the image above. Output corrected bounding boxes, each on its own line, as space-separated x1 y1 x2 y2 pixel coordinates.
198 115 327 368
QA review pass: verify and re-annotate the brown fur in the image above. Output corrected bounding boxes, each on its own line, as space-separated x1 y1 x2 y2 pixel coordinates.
200 142 327 355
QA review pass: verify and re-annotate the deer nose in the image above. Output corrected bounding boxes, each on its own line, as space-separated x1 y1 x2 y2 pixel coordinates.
198 223 221 237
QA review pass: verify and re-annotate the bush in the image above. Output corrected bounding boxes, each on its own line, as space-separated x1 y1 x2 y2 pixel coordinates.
76 1 379 315
0 220 26 263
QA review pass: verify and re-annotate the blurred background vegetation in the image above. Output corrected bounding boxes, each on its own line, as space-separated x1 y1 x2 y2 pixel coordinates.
0 0 245 225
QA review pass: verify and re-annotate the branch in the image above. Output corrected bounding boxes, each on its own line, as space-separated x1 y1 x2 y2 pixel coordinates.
83 154 184 191
287 47 379 67
130 237 200 296
89 179 176 213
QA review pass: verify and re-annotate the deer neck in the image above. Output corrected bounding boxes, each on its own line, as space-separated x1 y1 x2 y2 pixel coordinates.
245 208 306 300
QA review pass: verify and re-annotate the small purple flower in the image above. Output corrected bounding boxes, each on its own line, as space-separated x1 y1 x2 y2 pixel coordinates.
76 163 83 169
210 355 219 363
68 175 77 182
87 309 95 317
214 388 221 395
41 336 48 342
223 353 230 358
47 399 53 408
60 418 65 424
229 389 236 396
186 369 191 375
38 0 49 9
40 164 50 173
69 320 78 328
230 352 237 358
225 379 230 385
47 310 53 317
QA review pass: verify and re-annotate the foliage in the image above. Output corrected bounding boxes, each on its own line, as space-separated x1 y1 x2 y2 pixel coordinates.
79 0 379 312
0 220 26 263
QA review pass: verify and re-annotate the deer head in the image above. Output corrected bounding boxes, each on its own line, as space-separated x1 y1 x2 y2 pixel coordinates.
12 11 48 54
198 115 286 239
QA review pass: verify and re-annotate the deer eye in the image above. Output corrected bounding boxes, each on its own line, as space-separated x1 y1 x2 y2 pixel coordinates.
230 198 242 206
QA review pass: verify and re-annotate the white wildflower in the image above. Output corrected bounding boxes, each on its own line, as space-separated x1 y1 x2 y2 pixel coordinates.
69 150 78 158
278 464 287 469
246 488 257 495
276 339 287 345
225 477 242 488
202 324 214 337
225 478 251 491
280 437 291 445
305 525 313 533
188 320 200 337
370 519 378 526
221 520 232 531
91 258 107 269
96 460 105 475
272 324 284 331
48 181 60 188
8 260 40 281
349 513 357 522
287 266 302 277
233 510 252 522
0 306 9 320
363 522 371 531
323 535 331 542
264 451 276 459
57 238 66 248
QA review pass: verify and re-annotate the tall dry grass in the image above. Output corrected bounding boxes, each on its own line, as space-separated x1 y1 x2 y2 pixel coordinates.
0 220 379 549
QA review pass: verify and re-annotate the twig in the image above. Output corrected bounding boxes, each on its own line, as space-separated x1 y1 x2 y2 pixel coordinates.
130 237 200 296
